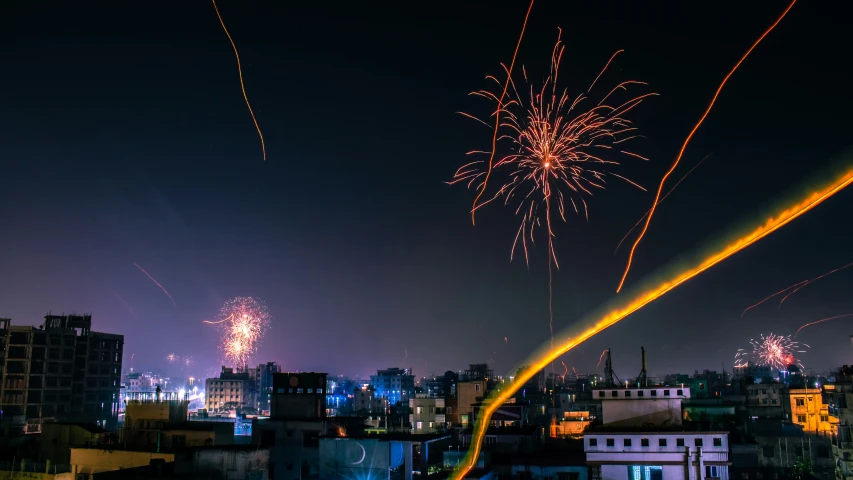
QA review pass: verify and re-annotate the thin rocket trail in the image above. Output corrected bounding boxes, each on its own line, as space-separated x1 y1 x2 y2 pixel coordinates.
471 0 534 225
452 165 853 480
778 262 853 307
614 153 712 254
794 313 853 338
111 290 137 318
616 0 798 292
132 262 176 306
741 280 806 317
211 0 266 161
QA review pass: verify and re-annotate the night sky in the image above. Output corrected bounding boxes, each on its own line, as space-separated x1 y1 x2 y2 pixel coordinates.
3 1 853 380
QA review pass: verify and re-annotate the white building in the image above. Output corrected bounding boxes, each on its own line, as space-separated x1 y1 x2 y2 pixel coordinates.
584 387 730 480
409 395 446 433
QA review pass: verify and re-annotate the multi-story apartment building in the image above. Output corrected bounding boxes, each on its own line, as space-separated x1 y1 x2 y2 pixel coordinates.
370 367 414 406
786 388 831 434
0 314 123 433
205 366 249 413
826 373 853 480
248 361 280 413
409 395 446 433
585 386 731 480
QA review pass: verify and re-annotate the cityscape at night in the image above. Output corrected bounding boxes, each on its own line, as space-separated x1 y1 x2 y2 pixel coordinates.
2 1 853 479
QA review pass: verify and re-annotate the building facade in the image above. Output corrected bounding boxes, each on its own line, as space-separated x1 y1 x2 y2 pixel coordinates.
585 387 730 480
786 388 831 434
409 395 446 433
249 361 281 414
370 368 415 406
205 366 249 413
0 314 123 433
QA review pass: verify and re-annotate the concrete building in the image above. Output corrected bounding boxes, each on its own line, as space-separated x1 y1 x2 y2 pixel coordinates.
409 395 446 433
585 387 730 480
319 433 452 480
0 314 123 434
456 380 488 426
785 388 831 434
40 422 110 464
550 410 592 438
205 366 249 413
370 368 415 406
354 385 389 415
249 361 281 414
826 377 853 480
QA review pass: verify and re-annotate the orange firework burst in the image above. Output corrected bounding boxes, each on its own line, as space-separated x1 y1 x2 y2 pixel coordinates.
616 0 798 293
453 31 655 267
203 297 271 368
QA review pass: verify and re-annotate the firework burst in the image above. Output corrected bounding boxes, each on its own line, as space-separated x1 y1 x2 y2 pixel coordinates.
203 296 271 368
452 30 655 267
735 333 808 370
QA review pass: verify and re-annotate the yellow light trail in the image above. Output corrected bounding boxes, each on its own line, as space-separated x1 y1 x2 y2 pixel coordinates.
211 0 266 161
616 0 797 292
451 164 853 480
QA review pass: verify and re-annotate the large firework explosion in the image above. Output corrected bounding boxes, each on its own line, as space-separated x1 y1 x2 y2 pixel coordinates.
735 333 808 370
452 31 655 267
203 296 271 368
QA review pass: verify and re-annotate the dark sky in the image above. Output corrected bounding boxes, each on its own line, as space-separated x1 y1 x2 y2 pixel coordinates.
3 1 852 381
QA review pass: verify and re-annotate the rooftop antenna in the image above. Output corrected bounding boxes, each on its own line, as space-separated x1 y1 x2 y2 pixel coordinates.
636 347 648 387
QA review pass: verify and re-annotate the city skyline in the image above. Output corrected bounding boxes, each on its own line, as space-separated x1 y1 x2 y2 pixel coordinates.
3 1 853 378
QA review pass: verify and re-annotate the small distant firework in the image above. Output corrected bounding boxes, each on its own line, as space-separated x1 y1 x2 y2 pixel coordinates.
166 352 179 364
736 333 808 370
204 296 271 368
133 262 176 306
183 356 195 368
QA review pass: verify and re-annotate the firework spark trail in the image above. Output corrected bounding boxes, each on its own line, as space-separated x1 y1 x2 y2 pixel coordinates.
596 349 608 370
471 0 535 225
616 0 798 293
794 313 853 338
203 297 271 368
132 262 176 306
741 280 808 318
778 262 853 307
615 153 712 254
211 0 266 161
111 290 137 317
451 164 853 480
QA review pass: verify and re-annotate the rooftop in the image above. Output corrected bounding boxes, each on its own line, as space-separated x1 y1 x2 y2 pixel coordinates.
322 432 452 442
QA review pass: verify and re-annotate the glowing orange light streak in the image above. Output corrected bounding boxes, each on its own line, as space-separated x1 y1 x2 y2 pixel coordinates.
132 262 176 306
452 165 853 480
211 0 266 161
595 349 608 370
616 0 797 292
471 0 534 225
615 153 712 254
794 313 853 338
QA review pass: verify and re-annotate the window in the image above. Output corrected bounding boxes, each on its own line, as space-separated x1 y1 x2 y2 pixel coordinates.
797 415 807 423
677 389 684 396
821 415 829 422
417 421 423 429
714 437 723 447
664 390 671 396
761 389 767 395
429 405 435 414
598 391 605 398
706 466 720 478
659 439 667 447
650 390 657 397
641 438 649 447
796 398 805 406
808 397 813 402
677 438 685 447
475 384 480 392
695 438 703 447
762 399 768 405
625 391 631 397
629 466 663 480
612 391 618 397
307 388 313 393
590 438 598 447
772 399 778 405
637 390 644 397
624 438 632 447
606 438 615 447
